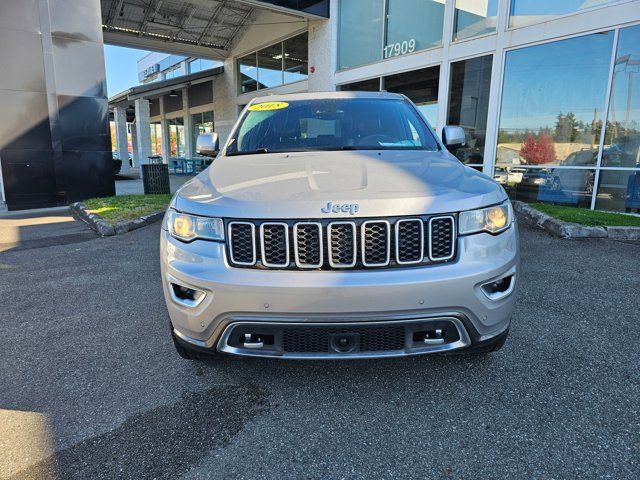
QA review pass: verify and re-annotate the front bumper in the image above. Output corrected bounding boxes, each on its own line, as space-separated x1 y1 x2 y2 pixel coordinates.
161 223 519 358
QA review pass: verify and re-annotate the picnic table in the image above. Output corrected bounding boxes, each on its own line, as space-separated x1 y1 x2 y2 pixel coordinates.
170 157 212 175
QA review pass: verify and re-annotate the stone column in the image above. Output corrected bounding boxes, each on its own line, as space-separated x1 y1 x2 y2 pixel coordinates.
130 123 139 171
159 96 171 163
182 88 194 158
212 59 240 145
0 156 6 211
113 106 130 174
134 98 153 165
0 0 114 209
308 16 336 92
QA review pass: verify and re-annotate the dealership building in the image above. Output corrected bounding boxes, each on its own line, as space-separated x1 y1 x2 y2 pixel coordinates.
1 0 639 212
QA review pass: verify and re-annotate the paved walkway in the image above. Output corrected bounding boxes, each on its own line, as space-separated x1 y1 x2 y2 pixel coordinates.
0 208 96 253
0 171 193 253
115 171 193 196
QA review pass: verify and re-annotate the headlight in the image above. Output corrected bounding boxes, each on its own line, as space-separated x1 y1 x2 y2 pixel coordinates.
167 209 224 242
459 201 513 235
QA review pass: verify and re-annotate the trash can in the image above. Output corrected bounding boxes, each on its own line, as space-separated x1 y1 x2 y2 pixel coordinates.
141 162 170 195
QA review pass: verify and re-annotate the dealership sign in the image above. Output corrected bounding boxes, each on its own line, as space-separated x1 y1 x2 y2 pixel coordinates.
139 63 160 81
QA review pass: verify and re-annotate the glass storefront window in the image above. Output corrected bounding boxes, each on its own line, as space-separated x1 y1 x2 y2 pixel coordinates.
168 117 186 157
191 111 214 152
383 67 440 127
165 65 185 80
596 170 640 212
496 33 614 170
189 58 216 74
601 25 640 169
338 0 448 69
258 43 284 89
509 0 622 29
238 33 308 93
284 32 308 83
385 0 444 57
338 0 384 69
238 53 258 94
447 55 493 165
150 122 162 156
338 78 381 91
454 0 498 41
495 167 596 208
595 24 640 212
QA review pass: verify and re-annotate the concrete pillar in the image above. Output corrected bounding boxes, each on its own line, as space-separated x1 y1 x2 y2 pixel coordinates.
134 98 153 165
159 97 171 163
308 15 336 92
212 59 240 145
114 106 131 175
0 0 113 209
183 88 194 158
0 155 6 211
130 123 139 170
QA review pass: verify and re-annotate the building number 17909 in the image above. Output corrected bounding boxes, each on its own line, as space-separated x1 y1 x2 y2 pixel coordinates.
383 39 417 58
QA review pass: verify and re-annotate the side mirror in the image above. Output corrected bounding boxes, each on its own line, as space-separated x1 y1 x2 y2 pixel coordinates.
196 132 220 157
442 126 466 147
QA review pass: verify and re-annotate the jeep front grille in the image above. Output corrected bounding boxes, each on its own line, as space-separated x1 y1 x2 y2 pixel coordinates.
429 217 456 261
293 222 323 268
228 221 256 266
260 222 289 267
226 215 456 270
328 222 357 268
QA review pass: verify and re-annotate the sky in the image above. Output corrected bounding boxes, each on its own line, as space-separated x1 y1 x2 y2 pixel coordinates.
498 31 614 131
104 45 151 98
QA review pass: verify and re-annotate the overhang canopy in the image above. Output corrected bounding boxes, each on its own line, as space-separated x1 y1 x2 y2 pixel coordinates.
108 65 224 121
101 0 328 59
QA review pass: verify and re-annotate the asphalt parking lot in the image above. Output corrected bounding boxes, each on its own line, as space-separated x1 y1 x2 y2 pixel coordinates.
0 218 638 479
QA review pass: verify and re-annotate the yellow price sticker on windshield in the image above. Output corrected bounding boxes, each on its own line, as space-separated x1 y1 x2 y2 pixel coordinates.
248 102 289 111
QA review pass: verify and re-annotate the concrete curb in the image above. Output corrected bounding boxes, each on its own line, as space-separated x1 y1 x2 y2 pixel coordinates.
69 202 164 237
512 201 640 240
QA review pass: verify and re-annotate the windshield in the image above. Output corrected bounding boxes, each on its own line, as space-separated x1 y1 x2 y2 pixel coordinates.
226 98 440 156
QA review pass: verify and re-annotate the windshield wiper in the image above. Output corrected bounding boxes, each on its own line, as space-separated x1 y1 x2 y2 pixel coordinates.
227 148 270 156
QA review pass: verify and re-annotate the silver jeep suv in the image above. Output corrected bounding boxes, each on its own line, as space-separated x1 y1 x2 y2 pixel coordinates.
160 92 518 360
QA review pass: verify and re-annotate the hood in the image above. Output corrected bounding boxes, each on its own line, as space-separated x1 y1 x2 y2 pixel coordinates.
174 150 506 219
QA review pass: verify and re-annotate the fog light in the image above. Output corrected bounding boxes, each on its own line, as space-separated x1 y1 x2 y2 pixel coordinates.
481 275 515 300
169 282 206 307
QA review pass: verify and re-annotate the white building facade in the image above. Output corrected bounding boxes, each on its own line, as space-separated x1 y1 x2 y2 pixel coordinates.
4 0 639 211
112 0 640 213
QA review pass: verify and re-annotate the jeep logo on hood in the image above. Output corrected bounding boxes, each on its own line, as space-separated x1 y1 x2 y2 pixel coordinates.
321 201 360 215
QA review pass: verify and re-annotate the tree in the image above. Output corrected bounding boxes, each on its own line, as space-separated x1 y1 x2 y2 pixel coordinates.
555 112 578 142
520 133 557 165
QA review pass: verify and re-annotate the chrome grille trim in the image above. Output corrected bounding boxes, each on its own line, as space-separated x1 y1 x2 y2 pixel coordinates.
328 221 357 268
228 221 256 266
428 215 456 261
225 216 457 270
361 220 391 267
260 222 290 268
293 222 323 269
395 219 424 265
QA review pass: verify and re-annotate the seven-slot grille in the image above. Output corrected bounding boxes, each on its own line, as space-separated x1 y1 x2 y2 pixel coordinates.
226 216 456 270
